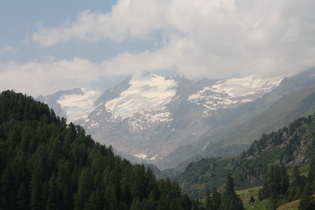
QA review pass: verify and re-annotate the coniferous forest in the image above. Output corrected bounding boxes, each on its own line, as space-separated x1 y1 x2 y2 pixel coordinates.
0 90 192 210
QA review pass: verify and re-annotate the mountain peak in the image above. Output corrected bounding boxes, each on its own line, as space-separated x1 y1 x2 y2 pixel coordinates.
141 71 153 78
104 72 177 121
167 73 187 80
37 88 102 123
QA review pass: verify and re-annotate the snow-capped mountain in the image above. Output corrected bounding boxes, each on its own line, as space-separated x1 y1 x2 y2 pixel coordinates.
38 72 284 168
188 74 282 112
103 72 177 128
187 75 282 112
37 88 102 124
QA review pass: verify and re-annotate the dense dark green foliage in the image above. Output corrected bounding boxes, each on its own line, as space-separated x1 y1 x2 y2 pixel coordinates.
219 174 244 210
257 160 315 209
287 165 307 201
177 157 232 198
194 174 243 210
205 187 221 210
0 90 191 210
258 164 289 200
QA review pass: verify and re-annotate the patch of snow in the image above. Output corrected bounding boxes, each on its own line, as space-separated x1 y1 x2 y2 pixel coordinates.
134 153 148 159
105 73 176 120
188 75 283 111
129 120 145 130
203 142 209 150
142 111 172 123
149 155 157 160
211 74 282 97
96 109 102 116
91 122 99 128
57 88 102 123
126 111 172 130
134 153 157 160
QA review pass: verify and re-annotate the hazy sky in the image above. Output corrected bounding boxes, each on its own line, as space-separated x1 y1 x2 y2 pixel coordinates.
1 0 315 96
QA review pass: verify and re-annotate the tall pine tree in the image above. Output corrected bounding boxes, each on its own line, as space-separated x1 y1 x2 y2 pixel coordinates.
220 174 244 210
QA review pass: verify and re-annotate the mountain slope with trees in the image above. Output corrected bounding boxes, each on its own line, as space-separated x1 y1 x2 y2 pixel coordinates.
0 90 191 210
176 110 315 198
257 161 315 209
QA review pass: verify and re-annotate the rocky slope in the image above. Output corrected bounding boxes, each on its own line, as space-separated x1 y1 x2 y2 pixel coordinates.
173 68 315 168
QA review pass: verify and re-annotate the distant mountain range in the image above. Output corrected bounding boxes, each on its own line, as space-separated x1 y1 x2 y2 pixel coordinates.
37 68 315 169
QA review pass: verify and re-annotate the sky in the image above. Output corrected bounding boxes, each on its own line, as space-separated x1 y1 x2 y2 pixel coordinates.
1 0 315 97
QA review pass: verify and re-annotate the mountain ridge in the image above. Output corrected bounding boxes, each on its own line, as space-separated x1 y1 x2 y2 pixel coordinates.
164 69 315 170
38 70 314 169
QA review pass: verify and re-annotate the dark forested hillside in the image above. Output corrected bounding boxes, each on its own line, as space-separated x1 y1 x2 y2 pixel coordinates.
177 110 315 198
0 90 191 210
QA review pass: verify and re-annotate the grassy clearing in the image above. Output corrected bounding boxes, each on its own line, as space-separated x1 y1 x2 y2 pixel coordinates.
277 199 300 210
236 185 305 210
277 194 315 210
236 186 261 203
243 199 269 210
236 186 269 210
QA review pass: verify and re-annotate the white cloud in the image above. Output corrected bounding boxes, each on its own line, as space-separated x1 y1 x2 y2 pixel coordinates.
25 0 315 80
0 58 104 97
0 45 19 54
29 0 172 46
29 0 241 46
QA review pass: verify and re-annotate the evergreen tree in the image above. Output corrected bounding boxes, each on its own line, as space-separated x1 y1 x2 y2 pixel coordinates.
306 158 315 194
280 163 290 195
258 188 263 201
288 166 305 201
260 163 290 202
267 195 277 210
205 189 211 209
46 173 57 210
220 174 244 210
17 182 29 210
210 187 221 210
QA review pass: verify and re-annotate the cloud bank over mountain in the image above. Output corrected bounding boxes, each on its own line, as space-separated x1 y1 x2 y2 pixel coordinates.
1 0 315 96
